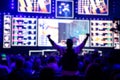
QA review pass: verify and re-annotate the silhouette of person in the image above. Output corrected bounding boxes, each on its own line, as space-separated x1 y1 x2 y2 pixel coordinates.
47 34 89 76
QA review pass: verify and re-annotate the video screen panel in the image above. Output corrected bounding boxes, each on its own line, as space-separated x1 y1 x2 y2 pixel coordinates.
78 0 108 15
90 20 113 47
113 20 120 49
38 19 90 47
18 0 51 13
56 0 74 18
3 15 12 48
12 17 37 46
38 19 59 46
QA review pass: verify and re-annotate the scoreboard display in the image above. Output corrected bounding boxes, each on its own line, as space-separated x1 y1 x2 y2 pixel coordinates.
4 15 120 48
12 17 37 46
3 16 91 48
90 20 113 47
113 20 120 49
1 0 120 49
3 15 11 48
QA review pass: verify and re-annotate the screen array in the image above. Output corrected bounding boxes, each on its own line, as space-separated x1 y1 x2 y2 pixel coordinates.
113 20 120 49
17 0 108 17
3 15 117 48
18 0 51 13
78 0 108 15
12 18 37 46
90 20 113 47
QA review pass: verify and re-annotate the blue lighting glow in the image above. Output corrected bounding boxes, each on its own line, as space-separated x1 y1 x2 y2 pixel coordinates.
11 0 14 9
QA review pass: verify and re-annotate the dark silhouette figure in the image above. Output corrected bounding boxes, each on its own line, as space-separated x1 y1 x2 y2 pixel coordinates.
47 34 89 76
85 63 103 80
39 67 55 80
47 34 89 55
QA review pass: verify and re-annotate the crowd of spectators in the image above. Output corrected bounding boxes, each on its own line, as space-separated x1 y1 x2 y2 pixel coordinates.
0 34 120 80
0 50 120 80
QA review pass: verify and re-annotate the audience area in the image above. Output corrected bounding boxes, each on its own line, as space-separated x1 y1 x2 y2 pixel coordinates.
0 50 120 80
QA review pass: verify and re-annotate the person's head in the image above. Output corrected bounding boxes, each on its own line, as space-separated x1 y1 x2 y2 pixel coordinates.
85 63 103 80
15 57 24 69
39 67 55 80
47 56 56 63
66 39 73 48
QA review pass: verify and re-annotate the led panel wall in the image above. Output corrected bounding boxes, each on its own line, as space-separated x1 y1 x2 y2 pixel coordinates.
38 19 59 46
3 15 12 48
113 20 120 49
18 0 51 13
38 19 90 47
78 0 108 15
90 20 113 47
12 17 37 46
3 15 90 47
0 13 2 44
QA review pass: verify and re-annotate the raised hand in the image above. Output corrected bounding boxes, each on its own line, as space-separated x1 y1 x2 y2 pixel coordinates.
47 34 51 38
86 33 90 37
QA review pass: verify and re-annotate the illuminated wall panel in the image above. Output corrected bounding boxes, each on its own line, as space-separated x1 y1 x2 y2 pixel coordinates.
113 20 120 49
38 19 90 47
38 19 59 46
56 0 74 18
78 0 108 15
90 20 113 47
18 0 51 13
3 15 12 48
12 17 37 46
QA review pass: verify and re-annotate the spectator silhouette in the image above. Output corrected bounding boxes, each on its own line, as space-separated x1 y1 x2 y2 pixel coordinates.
47 34 89 76
8 56 25 80
39 67 55 80
85 63 103 80
46 56 60 74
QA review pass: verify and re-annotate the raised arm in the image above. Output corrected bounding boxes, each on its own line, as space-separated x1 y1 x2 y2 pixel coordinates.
74 34 90 54
47 35 55 46
47 35 64 53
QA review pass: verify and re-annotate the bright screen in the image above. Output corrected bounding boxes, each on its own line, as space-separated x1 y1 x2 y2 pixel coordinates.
90 20 113 47
3 15 116 48
56 0 74 18
113 20 120 49
3 15 90 47
3 15 11 48
18 0 51 13
12 17 37 46
38 19 90 46
78 0 108 15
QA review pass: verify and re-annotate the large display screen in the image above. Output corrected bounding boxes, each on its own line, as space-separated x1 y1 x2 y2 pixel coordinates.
56 0 74 18
38 19 59 46
90 20 113 47
12 17 37 46
113 20 120 49
78 0 108 15
38 19 90 46
18 0 51 13
3 16 90 47
3 15 12 48
4 15 117 48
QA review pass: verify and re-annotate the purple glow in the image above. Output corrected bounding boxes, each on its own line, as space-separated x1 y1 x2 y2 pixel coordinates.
11 3 14 6
11 0 14 9
52 10 55 12
11 7 14 9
